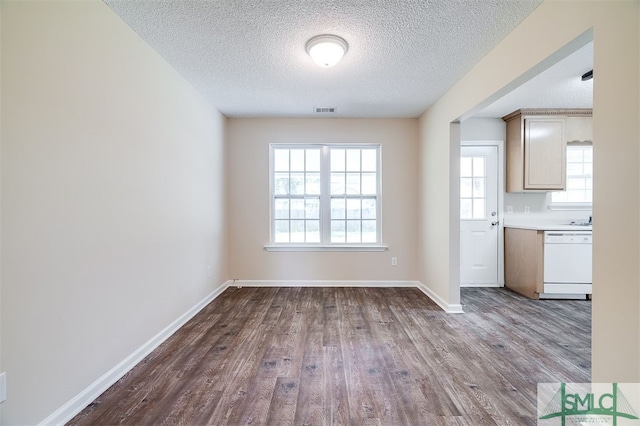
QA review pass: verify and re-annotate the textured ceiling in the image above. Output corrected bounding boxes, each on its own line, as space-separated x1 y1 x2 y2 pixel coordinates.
103 0 544 118
477 41 593 118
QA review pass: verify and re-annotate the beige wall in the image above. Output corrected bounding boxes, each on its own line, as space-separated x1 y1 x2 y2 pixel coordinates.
0 3 3 422
228 118 418 282
1 1 228 424
419 0 639 381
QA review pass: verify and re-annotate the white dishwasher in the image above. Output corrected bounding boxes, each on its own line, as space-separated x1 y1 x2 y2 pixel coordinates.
542 231 592 298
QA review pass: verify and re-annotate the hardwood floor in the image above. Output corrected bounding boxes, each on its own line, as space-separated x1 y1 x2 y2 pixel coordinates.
68 287 591 425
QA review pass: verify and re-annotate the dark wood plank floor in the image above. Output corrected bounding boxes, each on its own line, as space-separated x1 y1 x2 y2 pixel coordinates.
68 287 591 425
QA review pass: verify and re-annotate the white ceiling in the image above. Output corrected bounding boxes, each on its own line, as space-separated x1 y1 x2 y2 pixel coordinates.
103 0 545 118
475 41 593 118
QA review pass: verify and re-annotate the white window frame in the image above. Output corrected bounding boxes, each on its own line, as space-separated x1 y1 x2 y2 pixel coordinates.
550 143 593 211
265 144 386 252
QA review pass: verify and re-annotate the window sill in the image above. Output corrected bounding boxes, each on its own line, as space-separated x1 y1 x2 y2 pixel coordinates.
264 244 388 252
548 203 593 211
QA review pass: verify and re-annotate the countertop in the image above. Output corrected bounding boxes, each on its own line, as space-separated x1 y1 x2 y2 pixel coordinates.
503 218 592 231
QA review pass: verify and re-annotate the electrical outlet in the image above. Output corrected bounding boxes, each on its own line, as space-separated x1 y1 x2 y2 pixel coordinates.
0 372 6 404
391 257 398 266
524 206 530 214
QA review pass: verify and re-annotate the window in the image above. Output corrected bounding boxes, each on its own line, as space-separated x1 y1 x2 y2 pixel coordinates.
270 144 381 248
551 144 593 206
460 156 486 220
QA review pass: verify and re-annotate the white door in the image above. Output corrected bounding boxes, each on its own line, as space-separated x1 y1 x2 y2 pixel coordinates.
460 145 499 286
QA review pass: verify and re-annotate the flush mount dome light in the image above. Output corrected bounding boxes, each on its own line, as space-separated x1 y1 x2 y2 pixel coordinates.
305 34 348 67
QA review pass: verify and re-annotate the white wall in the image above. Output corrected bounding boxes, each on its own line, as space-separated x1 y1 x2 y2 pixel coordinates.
460 117 505 142
228 118 418 282
1 1 228 424
419 0 639 382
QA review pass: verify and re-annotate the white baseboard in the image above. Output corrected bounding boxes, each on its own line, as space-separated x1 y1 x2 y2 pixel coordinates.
232 279 417 288
39 280 232 426
235 280 464 313
40 278 463 424
416 281 464 313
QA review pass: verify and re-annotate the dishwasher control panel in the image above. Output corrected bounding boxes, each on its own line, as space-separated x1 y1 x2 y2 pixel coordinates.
544 232 592 244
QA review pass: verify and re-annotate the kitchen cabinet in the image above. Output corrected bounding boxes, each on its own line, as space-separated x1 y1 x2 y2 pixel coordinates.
504 228 544 299
503 109 592 192
565 116 593 143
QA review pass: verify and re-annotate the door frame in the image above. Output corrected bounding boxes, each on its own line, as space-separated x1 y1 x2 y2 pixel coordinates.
460 140 505 287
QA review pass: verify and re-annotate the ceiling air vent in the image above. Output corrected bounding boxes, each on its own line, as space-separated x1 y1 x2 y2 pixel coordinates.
313 107 337 114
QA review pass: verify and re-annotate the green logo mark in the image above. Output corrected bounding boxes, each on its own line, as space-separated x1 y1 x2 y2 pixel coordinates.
539 383 639 425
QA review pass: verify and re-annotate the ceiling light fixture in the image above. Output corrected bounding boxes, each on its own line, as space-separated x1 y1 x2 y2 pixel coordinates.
305 34 348 67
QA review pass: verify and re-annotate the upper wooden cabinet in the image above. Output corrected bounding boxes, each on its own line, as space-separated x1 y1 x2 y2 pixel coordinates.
565 116 593 143
502 109 592 193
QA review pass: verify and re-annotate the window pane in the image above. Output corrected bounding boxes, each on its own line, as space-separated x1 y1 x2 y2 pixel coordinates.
305 198 320 219
331 220 345 242
568 190 585 202
274 150 289 172
361 173 377 195
567 149 583 162
346 220 361 243
274 173 289 195
331 173 345 195
331 198 346 219
362 199 376 219
583 148 593 162
290 220 305 242
274 199 289 219
460 199 472 219
347 199 361 219
362 220 376 243
473 178 485 198
460 178 472 198
473 199 485 219
567 163 584 176
290 149 305 171
583 163 593 176
473 157 485 177
306 173 320 195
346 173 360 195
331 149 345 172
568 178 585 190
361 149 377 172
461 157 472 177
306 220 320 243
346 149 360 171
306 149 320 172
290 199 305 219
290 173 304 195
274 220 289 243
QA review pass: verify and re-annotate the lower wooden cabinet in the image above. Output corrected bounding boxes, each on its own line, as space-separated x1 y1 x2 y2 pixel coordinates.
504 228 544 299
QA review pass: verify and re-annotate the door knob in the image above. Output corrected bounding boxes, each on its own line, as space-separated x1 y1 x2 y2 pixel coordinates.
491 221 499 226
